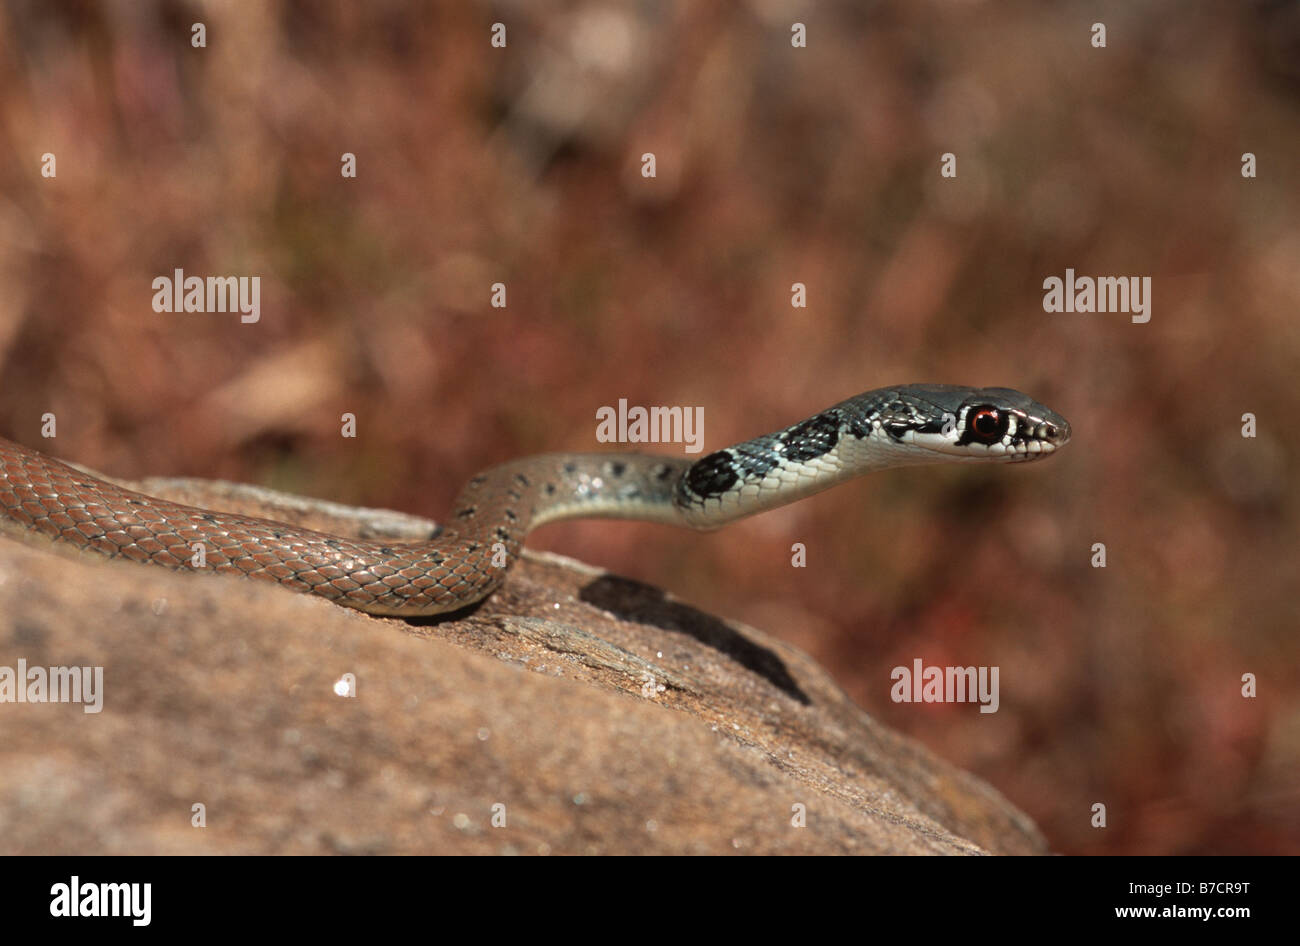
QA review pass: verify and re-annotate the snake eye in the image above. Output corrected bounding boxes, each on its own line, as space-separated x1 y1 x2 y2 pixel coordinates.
968 406 1007 444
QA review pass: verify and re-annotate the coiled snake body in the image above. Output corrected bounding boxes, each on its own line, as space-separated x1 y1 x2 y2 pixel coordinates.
0 385 1069 616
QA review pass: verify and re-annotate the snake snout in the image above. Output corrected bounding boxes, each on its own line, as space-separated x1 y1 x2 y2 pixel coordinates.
1038 416 1071 448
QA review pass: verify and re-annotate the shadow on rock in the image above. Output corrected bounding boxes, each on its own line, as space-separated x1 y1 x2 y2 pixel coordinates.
580 574 810 705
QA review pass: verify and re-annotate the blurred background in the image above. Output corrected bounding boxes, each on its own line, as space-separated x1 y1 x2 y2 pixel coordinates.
0 0 1296 854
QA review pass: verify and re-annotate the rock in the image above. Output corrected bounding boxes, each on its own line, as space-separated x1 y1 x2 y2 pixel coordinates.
0 475 1046 854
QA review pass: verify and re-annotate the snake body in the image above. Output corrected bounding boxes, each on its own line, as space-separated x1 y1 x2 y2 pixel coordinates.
0 385 1069 616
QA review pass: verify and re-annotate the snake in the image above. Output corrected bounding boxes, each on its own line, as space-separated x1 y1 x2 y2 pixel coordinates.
0 385 1069 617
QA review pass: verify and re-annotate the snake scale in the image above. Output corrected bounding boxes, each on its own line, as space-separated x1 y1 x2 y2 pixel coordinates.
0 385 1069 616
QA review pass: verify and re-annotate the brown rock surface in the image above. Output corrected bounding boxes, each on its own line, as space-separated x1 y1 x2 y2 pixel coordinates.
0 476 1047 855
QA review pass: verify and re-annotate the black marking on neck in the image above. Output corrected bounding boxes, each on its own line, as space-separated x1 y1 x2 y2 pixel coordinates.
684 450 739 498
846 411 874 439
780 412 841 462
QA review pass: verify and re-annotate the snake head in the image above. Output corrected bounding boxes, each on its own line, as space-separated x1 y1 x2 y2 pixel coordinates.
867 384 1071 462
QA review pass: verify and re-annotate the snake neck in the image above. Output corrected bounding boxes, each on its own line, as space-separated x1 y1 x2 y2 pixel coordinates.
448 454 693 534
672 422 905 529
